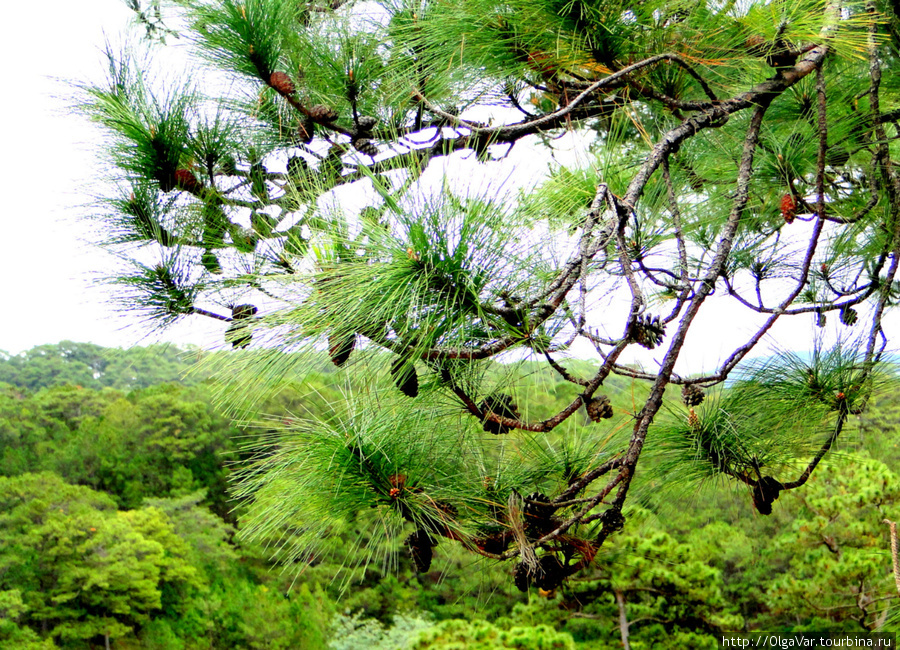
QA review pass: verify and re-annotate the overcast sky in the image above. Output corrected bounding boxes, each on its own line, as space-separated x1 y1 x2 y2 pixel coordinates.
0 0 223 355
1 1 892 375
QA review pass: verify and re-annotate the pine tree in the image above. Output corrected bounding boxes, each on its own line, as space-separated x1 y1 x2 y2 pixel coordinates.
81 0 900 590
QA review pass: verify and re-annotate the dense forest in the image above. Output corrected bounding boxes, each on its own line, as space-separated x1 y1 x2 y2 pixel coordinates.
0 342 897 649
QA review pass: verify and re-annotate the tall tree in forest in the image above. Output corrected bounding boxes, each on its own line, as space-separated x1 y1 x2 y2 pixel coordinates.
81 0 900 592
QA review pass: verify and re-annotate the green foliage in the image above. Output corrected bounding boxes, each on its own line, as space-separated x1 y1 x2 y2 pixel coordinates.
766 454 900 633
186 0 297 82
0 473 200 644
82 46 195 192
645 341 891 495
0 341 209 392
329 611 434 650
0 590 56 649
2 344 900 646
0 382 239 516
34 0 900 623
408 617 576 650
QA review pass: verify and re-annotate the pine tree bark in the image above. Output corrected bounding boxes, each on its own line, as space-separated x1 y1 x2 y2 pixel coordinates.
615 589 631 650
884 519 900 596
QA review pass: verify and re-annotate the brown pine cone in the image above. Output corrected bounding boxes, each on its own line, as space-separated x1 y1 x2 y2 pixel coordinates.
269 71 295 96
231 304 258 320
533 555 567 591
174 168 203 193
681 384 705 407
513 561 530 592
296 117 314 144
631 313 665 350
406 529 435 573
585 395 614 422
751 476 784 515
356 115 378 131
480 394 519 434
352 138 378 156
308 104 339 121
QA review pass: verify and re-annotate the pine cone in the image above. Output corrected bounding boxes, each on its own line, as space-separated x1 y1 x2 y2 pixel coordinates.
308 104 339 122
225 322 252 349
598 508 625 535
585 395 614 422
687 408 700 429
356 115 378 131
816 311 827 328
631 314 665 350
839 306 857 326
533 555 567 591
268 71 295 96
524 492 556 522
287 155 308 179
480 394 519 434
329 333 355 367
780 194 797 224
475 532 511 555
391 358 419 398
766 41 801 68
231 304 258 320
751 476 784 515
175 168 203 193
681 384 705 407
406 529 435 573
745 34 769 57
513 562 530 592
352 138 378 156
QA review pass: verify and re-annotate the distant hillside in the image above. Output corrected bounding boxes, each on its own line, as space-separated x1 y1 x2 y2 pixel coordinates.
0 341 210 392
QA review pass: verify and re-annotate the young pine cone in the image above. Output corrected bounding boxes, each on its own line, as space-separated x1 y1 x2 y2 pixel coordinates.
780 194 797 224
687 408 701 429
174 168 203 193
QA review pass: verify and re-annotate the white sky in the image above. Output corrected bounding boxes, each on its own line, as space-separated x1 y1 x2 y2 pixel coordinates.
0 1 892 375
0 0 223 354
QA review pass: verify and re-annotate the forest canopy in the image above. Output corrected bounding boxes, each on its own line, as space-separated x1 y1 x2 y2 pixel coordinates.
0 343 898 647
